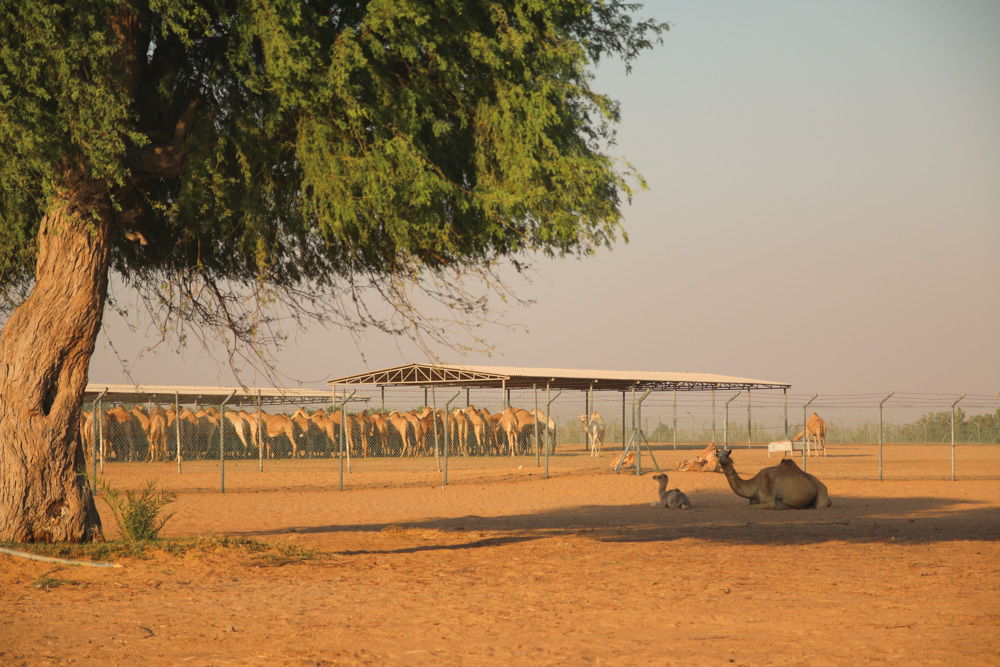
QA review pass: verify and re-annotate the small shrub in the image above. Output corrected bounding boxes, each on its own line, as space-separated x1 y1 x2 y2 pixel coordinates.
98 479 175 543
32 570 75 589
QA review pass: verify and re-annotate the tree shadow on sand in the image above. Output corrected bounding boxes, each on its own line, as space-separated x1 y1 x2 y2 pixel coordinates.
239 490 999 553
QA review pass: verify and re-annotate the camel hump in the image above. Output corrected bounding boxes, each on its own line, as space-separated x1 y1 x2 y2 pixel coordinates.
778 459 801 470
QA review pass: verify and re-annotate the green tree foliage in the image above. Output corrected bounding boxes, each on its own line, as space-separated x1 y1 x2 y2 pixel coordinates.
0 0 667 365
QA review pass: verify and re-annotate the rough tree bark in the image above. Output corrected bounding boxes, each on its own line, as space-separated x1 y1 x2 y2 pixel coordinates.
0 168 112 542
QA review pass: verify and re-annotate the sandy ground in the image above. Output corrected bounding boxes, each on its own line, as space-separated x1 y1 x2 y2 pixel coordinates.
2 448 1000 666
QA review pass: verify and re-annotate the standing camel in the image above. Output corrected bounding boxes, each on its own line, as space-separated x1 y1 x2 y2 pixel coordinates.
450 409 471 456
497 406 536 456
716 449 832 509
529 408 557 454
793 412 827 457
147 406 169 462
578 412 605 457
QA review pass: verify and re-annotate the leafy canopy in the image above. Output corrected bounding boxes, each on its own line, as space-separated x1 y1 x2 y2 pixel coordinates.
0 0 666 364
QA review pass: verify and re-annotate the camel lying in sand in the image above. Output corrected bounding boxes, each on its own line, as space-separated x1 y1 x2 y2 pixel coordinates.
676 443 721 472
650 473 690 509
716 449 832 509
611 451 636 469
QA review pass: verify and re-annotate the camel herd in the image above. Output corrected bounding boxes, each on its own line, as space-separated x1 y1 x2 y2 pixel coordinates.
78 403 575 463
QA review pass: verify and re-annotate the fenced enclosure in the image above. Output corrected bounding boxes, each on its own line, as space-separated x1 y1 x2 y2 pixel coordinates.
80 385 1000 494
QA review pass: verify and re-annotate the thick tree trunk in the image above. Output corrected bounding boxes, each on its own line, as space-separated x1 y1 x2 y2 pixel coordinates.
0 170 112 542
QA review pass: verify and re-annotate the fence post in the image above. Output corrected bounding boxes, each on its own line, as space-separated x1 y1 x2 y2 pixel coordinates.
711 387 716 444
951 393 966 481
175 391 182 474
802 394 817 471
672 389 677 450
432 388 440 473
783 387 788 440
746 388 752 449
442 390 461 485
258 389 264 472
220 390 235 493
97 397 105 475
724 392 740 451
621 391 626 450
91 389 107 490
338 390 356 491
533 384 540 465
545 387 561 479
878 391 894 481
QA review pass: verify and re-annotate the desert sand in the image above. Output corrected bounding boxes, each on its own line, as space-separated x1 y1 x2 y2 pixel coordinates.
2 447 999 666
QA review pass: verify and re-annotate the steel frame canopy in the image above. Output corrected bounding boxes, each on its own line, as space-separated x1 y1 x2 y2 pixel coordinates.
326 364 791 393
82 384 341 406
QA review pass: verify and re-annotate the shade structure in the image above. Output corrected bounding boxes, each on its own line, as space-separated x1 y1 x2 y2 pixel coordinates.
83 383 340 406
326 364 791 392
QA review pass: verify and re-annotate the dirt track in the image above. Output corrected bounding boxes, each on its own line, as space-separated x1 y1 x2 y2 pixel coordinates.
2 453 999 665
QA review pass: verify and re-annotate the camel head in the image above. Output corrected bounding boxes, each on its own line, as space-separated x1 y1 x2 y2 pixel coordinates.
652 473 669 483
717 448 733 465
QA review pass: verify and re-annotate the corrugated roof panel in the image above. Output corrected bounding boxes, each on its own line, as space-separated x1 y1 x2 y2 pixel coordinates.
326 364 791 392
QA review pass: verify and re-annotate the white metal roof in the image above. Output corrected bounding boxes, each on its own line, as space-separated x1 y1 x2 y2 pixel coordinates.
83 383 341 406
326 364 791 392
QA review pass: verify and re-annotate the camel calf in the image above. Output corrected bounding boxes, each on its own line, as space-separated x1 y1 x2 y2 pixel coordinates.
650 473 691 509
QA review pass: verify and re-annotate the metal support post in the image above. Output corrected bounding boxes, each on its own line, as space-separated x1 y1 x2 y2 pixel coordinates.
338 390 356 491
533 385 540 466
220 390 236 493
175 391 182 473
545 387 561 479
616 389 658 475
442 391 460 485
878 391 893 480
91 389 107 490
951 394 966 481
724 392 740 451
432 388 440 472
672 389 677 450
802 394 817 471
257 389 264 471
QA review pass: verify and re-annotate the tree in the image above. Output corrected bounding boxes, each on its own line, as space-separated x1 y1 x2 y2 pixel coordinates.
0 0 667 542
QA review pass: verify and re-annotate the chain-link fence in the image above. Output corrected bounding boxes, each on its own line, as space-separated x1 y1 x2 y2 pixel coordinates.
81 388 1000 493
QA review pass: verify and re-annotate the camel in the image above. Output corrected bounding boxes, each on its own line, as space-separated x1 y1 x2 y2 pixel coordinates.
308 409 337 457
291 408 328 457
147 406 169 461
496 406 536 456
79 410 95 461
223 410 253 457
175 407 200 461
416 407 444 454
386 410 416 456
103 405 144 461
716 448 832 509
529 408 557 454
578 412 605 457
610 451 636 469
650 473 690 509
793 412 827 456
367 412 391 456
676 443 721 472
450 409 471 455
402 410 425 456
250 411 299 459
464 406 492 455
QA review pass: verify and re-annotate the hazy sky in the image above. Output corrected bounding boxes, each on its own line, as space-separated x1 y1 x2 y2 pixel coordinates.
90 1 1000 397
